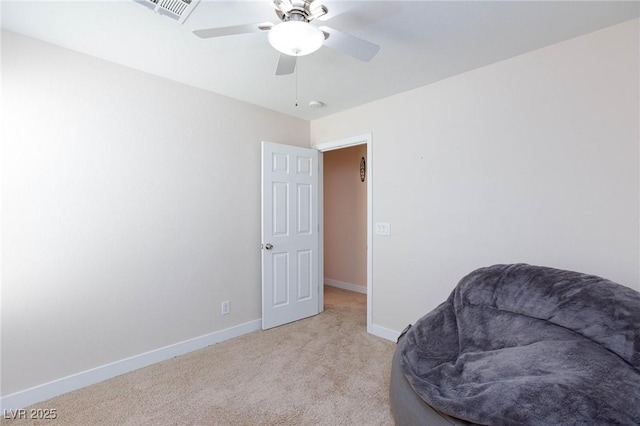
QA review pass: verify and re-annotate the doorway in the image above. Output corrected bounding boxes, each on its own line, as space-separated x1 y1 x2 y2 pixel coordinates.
323 144 367 291
315 133 372 333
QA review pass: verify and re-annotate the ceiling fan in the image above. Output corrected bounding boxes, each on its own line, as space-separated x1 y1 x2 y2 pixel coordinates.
193 0 380 75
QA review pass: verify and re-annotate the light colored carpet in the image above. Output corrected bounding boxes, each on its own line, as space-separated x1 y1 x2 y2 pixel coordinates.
3 287 396 425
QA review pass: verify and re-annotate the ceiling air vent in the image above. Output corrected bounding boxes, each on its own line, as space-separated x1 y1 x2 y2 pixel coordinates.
134 0 200 24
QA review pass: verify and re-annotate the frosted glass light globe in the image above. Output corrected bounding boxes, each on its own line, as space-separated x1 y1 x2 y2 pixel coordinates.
268 21 324 56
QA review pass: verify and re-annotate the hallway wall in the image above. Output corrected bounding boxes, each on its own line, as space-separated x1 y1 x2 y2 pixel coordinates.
323 145 367 292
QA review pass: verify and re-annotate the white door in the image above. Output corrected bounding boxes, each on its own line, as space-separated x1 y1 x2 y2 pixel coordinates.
261 141 320 329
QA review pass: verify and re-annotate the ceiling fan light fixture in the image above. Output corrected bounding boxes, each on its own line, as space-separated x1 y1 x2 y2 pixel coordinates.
268 21 324 56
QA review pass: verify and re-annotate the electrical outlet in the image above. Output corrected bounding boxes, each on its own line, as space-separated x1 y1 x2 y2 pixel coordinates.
221 301 230 315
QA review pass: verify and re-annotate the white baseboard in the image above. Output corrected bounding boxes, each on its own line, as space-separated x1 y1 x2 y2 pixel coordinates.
368 323 399 342
325 279 367 294
0 319 262 412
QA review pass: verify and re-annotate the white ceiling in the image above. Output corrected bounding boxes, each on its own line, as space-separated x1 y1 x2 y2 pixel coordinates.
2 1 638 120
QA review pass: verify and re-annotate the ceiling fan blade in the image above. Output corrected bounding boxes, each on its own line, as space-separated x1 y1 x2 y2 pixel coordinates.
193 22 273 39
318 26 380 62
275 54 297 75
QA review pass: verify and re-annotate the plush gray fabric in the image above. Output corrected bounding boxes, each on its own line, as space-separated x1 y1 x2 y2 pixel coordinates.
391 332 471 426
401 264 640 425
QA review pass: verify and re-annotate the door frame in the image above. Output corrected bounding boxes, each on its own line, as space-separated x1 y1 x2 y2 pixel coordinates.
314 133 373 334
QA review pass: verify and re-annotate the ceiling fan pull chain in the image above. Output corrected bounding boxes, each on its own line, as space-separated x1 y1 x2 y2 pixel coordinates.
295 60 299 107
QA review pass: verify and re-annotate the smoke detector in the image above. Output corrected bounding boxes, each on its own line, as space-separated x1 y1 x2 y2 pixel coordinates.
309 100 324 109
134 0 200 24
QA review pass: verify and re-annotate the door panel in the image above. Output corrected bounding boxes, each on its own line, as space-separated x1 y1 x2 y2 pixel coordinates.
272 182 289 236
297 184 312 234
262 142 319 330
297 249 312 300
272 252 289 306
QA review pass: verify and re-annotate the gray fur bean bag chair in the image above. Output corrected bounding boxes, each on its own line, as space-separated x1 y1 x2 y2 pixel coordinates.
400 264 640 425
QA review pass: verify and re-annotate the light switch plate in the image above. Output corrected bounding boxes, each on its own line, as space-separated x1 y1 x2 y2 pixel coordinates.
375 222 390 235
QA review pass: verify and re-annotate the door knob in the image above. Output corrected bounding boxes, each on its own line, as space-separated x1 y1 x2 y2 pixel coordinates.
265 243 273 250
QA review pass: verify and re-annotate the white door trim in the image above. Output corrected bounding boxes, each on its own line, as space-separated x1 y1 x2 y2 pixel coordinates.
313 133 373 335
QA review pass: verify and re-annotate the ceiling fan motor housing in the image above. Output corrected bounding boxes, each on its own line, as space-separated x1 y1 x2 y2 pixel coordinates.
274 0 327 23
286 10 309 23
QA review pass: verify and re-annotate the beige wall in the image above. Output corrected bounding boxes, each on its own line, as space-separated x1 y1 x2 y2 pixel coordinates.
2 16 639 403
1 30 309 396
311 19 640 333
323 145 367 289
